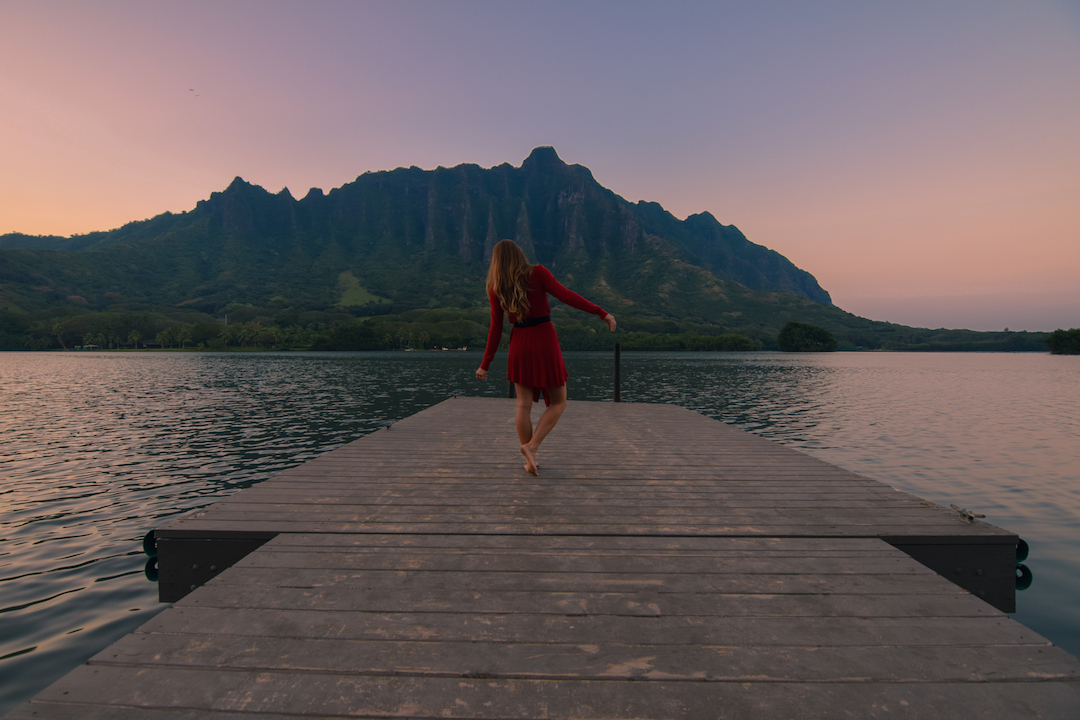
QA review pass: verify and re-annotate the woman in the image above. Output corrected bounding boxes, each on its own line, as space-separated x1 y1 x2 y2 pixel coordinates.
475 240 617 476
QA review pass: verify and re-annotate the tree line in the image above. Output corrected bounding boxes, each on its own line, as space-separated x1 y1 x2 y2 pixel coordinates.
1046 328 1080 355
2 305 1061 354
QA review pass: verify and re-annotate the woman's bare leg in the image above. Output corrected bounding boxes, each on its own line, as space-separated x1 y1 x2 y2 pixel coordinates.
514 384 535 447
520 385 567 476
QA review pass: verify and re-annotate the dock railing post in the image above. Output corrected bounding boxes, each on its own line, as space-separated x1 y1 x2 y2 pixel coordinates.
614 342 621 402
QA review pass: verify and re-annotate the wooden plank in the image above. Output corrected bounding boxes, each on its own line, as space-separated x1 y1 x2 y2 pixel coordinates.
169 585 991 618
280 459 869 470
266 463 884 474
187 508 981 526
211 499 936 512
132 611 1049 646
180 502 993 524
92 633 1080 682
262 534 898 552
3 705 302 720
230 550 924 575
245 478 899 489
234 489 917 502
29 666 1080 719
220 488 924 501
159 519 1015 538
250 471 907 481
183 568 969 595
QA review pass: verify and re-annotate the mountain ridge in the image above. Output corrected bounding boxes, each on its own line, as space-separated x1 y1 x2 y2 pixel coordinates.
0 148 1048 352
0 147 830 309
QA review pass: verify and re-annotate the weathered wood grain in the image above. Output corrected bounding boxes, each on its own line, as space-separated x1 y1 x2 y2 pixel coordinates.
263 534 904 553
28 665 1080 719
91 633 1080 682
186 566 971 595
175 585 989 617
161 518 1014 538
230 550 923 575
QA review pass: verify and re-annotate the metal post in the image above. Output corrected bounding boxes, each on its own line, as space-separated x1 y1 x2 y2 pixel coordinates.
613 342 621 402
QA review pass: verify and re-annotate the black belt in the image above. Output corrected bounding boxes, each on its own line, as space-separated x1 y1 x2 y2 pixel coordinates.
513 315 551 328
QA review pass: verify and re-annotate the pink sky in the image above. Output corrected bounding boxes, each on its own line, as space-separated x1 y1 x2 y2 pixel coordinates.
2 0 1077 331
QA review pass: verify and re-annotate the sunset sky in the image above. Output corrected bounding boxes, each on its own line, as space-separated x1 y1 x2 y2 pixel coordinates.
2 0 1077 331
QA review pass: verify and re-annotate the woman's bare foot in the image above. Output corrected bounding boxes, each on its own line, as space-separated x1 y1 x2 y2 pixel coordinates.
520 445 539 476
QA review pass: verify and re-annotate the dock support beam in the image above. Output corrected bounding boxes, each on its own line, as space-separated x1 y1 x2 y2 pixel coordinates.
885 537 1018 613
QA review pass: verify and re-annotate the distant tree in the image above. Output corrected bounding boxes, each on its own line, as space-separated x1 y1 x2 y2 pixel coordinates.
777 321 838 352
128 330 142 349
178 326 192 350
217 327 231 348
1046 328 1080 355
281 325 311 349
52 322 68 350
238 323 258 349
253 322 268 348
418 331 430 349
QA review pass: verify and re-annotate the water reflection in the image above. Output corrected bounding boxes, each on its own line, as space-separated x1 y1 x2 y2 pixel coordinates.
0 350 1077 715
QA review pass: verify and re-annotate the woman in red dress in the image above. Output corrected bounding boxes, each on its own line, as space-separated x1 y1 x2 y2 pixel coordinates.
475 240 617 475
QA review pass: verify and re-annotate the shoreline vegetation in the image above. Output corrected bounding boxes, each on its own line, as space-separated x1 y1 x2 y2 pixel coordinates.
1046 328 1080 355
1 305 1058 354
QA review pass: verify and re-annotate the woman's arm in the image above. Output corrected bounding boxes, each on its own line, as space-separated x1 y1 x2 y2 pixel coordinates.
537 265 610 319
477 291 504 379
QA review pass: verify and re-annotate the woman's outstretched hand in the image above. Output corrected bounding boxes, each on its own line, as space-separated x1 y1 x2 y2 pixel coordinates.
604 313 617 332
475 367 488 381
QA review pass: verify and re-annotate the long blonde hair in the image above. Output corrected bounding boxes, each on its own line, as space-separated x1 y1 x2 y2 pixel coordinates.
486 240 534 318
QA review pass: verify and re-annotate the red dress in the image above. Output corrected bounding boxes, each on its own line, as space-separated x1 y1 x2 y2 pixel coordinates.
481 265 608 404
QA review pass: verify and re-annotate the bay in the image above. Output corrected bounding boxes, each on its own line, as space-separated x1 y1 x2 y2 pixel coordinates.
1 349 1077 715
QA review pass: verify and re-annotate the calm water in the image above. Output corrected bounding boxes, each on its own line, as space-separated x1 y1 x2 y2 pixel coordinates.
1 350 1077 714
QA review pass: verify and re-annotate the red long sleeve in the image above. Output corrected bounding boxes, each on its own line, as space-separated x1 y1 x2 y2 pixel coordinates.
481 290 504 371
535 265 607 319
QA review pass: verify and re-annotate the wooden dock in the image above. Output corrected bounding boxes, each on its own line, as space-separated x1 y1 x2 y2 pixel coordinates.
7 398 1079 718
